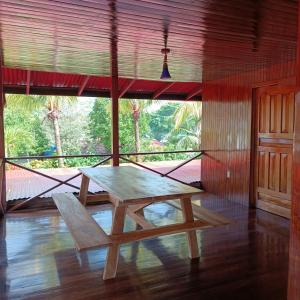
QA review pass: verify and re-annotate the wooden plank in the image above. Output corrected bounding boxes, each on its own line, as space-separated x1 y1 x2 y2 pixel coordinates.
78 174 90 205
152 82 175 99
126 208 154 229
0 61 5 215
112 219 210 244
53 193 110 250
257 199 290 219
128 203 152 213
166 200 231 226
288 3 300 297
119 79 135 98
78 75 90 96
80 166 201 204
103 204 126 280
86 193 110 203
185 86 203 101
180 197 199 258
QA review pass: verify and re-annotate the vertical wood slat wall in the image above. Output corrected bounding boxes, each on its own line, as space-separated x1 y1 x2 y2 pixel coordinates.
201 61 296 206
0 60 6 215
288 1 300 298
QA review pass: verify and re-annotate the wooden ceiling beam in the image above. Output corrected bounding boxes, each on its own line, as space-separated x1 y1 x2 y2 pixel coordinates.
119 79 135 98
26 70 31 95
78 76 90 96
185 86 203 101
152 82 175 100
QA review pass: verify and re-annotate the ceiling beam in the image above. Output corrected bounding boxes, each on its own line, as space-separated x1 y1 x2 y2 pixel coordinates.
4 86 200 101
119 79 135 98
78 76 90 96
185 86 202 101
26 70 31 95
152 82 175 100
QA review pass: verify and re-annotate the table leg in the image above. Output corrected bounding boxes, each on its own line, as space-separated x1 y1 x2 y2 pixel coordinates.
135 208 144 230
180 197 199 259
79 174 90 206
103 205 127 280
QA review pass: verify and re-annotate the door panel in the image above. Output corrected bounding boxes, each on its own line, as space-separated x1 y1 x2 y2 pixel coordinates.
254 85 294 218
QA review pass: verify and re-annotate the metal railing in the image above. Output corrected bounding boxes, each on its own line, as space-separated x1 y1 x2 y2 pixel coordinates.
5 150 204 211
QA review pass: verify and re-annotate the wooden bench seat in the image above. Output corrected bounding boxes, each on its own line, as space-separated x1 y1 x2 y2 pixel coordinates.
166 200 232 226
53 193 111 251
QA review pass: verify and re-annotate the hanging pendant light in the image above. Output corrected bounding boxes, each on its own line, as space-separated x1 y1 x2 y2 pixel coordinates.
160 20 171 80
160 48 171 79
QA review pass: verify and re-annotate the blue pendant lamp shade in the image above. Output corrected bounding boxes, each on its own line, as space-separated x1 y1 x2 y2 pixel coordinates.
160 48 171 79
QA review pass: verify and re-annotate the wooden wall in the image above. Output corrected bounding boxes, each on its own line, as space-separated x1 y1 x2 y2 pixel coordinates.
0 61 5 216
201 62 296 206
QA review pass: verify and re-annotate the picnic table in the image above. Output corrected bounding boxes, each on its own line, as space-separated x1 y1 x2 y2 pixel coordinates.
53 166 223 280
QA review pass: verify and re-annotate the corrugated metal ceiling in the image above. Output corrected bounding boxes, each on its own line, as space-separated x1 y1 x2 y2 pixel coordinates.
0 0 298 82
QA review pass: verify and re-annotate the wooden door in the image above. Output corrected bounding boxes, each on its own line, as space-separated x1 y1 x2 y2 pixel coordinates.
254 85 295 218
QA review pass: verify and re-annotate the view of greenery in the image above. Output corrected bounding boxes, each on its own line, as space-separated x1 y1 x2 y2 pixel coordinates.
5 95 201 169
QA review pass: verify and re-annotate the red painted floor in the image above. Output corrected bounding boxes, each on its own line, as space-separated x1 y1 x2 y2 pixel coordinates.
6 160 201 201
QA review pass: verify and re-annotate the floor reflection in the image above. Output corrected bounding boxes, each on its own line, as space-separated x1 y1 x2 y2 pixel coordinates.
0 195 290 300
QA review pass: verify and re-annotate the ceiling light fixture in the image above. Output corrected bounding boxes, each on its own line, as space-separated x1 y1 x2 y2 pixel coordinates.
160 20 171 80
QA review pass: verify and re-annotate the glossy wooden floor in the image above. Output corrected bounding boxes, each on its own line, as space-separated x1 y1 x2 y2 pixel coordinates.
0 194 290 300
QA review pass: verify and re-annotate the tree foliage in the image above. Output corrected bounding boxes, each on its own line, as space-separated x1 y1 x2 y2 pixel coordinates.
149 102 179 141
4 96 201 168
4 104 49 157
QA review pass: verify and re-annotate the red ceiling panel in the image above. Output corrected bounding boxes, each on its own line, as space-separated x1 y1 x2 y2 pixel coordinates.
3 67 202 101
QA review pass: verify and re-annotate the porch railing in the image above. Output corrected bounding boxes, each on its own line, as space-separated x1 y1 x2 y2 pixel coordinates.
5 150 204 212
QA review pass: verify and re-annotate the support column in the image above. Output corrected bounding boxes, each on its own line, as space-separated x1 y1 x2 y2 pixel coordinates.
288 2 300 299
0 59 6 215
110 0 119 166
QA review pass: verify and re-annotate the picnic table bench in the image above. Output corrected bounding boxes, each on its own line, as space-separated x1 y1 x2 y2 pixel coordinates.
53 165 230 280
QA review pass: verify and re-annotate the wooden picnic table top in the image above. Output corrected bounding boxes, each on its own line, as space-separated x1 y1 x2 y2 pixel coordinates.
79 166 201 204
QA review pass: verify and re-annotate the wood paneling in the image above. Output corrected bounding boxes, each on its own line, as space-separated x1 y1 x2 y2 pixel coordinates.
201 62 296 207
288 0 300 296
0 62 6 216
288 90 300 300
0 0 298 81
201 84 252 205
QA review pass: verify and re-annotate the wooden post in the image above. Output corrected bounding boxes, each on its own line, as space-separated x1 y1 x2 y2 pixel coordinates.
0 59 6 215
110 0 119 166
180 197 199 259
78 174 90 206
288 1 300 299
103 204 126 279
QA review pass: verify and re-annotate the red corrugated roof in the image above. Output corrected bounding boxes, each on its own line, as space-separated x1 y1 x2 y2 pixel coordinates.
3 67 202 101
6 161 201 201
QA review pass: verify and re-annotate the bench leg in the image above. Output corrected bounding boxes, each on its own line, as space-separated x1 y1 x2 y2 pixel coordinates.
103 205 126 280
180 197 199 259
79 174 90 206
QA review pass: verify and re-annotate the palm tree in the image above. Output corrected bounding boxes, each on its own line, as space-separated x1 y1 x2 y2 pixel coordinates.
5 126 34 157
118 99 153 161
173 102 202 149
6 95 77 167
